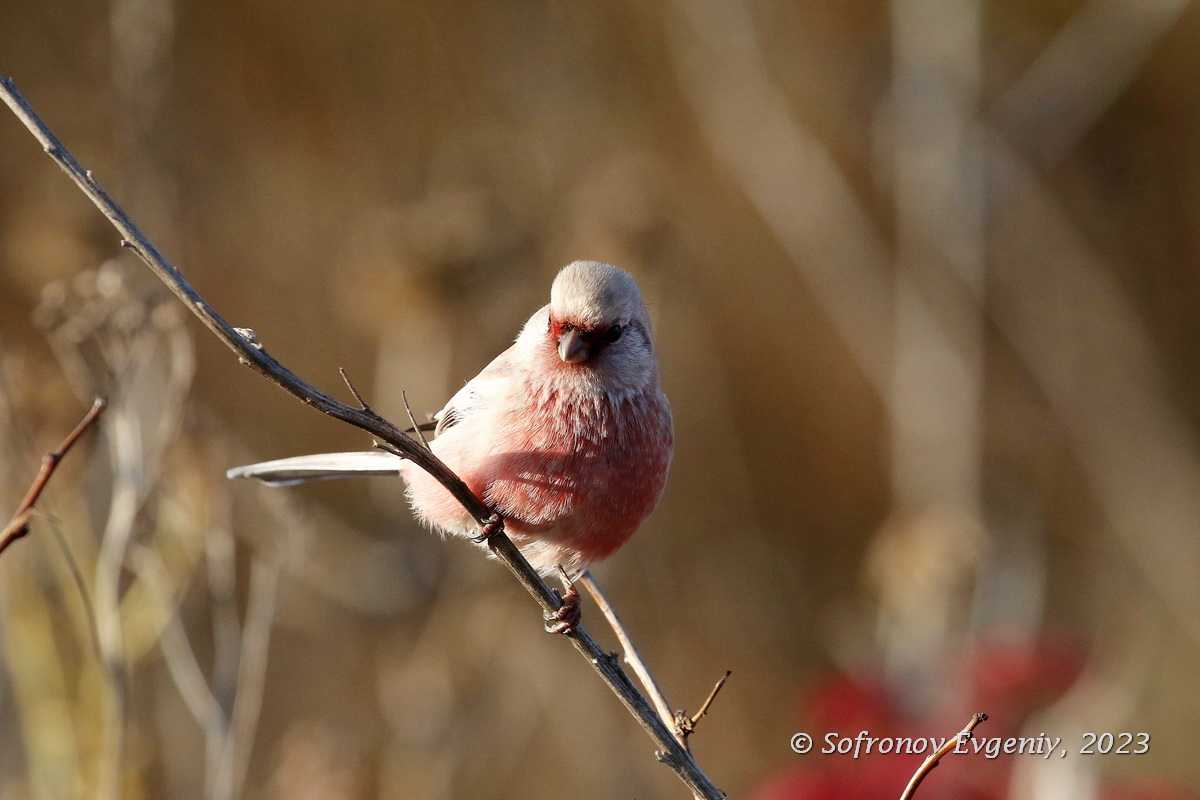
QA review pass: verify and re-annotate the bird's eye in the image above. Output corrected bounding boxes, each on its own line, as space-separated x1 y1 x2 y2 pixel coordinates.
606 323 624 343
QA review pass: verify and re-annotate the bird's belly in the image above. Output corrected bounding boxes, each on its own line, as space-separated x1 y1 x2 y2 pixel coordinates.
481 392 671 564
403 387 671 573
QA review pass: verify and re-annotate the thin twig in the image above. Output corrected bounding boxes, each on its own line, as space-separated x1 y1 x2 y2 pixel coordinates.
339 366 374 413
0 396 106 557
678 671 731 739
582 571 730 750
899 712 988 800
579 570 682 742
0 78 723 800
400 389 430 449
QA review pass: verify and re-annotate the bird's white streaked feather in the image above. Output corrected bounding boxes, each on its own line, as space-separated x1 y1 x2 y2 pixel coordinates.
433 346 515 434
226 450 404 486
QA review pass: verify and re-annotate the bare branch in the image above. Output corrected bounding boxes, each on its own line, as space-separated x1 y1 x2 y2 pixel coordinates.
579 570 681 741
0 78 723 800
0 396 106 557
899 712 988 800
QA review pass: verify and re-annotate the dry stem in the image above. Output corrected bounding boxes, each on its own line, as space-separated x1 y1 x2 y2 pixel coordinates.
0 396 106 556
580 571 730 750
579 570 681 739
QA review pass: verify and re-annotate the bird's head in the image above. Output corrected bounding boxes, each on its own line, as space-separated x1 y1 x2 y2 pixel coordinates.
546 261 651 366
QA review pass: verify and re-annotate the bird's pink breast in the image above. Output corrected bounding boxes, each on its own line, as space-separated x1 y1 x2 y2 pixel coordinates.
403 376 672 573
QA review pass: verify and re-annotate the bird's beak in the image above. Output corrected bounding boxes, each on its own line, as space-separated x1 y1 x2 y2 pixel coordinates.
557 329 590 363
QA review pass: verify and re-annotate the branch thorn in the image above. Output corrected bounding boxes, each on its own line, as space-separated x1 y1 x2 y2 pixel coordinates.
372 440 407 460
400 389 430 450
338 367 373 413
677 670 731 739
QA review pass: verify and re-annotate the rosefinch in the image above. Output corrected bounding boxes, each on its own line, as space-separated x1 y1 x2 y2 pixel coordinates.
229 261 673 612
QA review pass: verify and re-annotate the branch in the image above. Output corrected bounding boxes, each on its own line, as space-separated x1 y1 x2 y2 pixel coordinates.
899 712 988 800
0 396 106 557
0 77 724 800
579 571 731 750
579 570 682 740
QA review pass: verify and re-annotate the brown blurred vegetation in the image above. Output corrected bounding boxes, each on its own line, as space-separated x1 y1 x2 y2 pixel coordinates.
2 0 1200 798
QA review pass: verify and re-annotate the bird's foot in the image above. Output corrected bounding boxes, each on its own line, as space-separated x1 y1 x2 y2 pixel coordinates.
470 514 503 544
544 582 581 635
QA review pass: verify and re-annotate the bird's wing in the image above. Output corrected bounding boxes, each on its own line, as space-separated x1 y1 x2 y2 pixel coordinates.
226 451 404 486
433 346 516 435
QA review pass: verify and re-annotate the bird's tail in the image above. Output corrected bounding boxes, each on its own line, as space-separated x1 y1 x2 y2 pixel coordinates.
226 451 404 487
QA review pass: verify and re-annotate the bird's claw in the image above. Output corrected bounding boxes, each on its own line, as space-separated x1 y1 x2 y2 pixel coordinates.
544 583 581 635
471 515 503 544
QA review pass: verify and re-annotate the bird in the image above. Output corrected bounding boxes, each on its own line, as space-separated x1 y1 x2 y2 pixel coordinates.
228 260 674 631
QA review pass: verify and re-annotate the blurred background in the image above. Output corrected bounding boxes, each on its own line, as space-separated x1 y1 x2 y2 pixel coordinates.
1 0 1199 798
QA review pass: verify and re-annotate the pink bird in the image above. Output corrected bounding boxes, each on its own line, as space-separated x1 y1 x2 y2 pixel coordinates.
229 261 673 630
